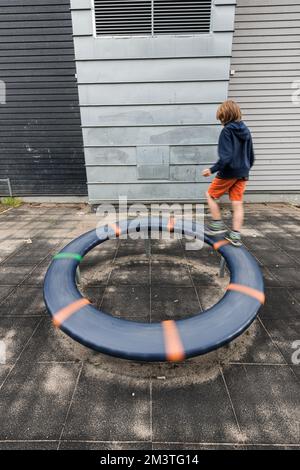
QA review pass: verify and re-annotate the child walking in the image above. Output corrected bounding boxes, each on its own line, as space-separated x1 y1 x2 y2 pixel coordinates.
202 100 255 247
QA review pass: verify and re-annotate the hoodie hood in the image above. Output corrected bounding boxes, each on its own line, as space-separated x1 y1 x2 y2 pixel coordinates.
225 121 251 141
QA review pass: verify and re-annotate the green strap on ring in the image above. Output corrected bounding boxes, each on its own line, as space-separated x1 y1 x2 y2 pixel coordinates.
53 253 82 262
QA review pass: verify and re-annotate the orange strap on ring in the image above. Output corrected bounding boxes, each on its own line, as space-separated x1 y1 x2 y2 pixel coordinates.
227 283 265 305
213 240 230 251
162 320 185 362
109 223 122 237
53 298 90 327
167 216 175 233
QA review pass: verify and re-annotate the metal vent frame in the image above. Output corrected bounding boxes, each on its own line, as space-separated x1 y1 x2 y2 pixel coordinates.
93 0 212 37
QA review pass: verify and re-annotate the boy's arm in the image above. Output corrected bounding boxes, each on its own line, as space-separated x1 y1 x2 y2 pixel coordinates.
210 128 233 174
249 137 255 167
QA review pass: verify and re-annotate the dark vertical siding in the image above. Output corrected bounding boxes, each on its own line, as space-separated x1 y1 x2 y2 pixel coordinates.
229 0 300 194
0 0 87 196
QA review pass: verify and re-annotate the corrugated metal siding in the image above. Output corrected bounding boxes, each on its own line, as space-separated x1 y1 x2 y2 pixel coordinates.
71 0 237 203
93 0 212 36
229 0 300 193
0 0 87 196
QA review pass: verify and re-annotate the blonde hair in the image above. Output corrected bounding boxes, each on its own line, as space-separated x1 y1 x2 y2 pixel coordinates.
216 100 242 125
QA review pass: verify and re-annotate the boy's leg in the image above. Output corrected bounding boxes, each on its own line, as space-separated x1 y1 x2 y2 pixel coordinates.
226 180 247 246
232 201 244 232
206 192 222 221
204 177 232 234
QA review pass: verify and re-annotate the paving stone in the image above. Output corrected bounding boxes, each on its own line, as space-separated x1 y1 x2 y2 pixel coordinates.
259 288 300 319
262 317 300 364
153 443 244 450
81 286 106 308
278 247 300 260
251 249 297 268
189 265 223 287
0 240 25 262
289 289 300 305
59 441 152 450
292 366 300 380
0 362 81 440
150 238 184 257
22 264 50 286
110 261 150 286
151 286 201 322
151 261 191 286
62 364 150 442
0 266 33 286
19 318 94 363
223 365 300 444
225 320 285 365
152 374 241 443
242 444 299 450
243 237 276 251
0 366 11 385
0 286 15 302
267 236 300 251
0 441 58 450
101 285 150 321
0 287 46 317
80 261 113 286
0 317 41 364
197 284 228 310
185 247 222 268
261 268 281 287
82 240 118 265
117 238 150 258
0 240 58 266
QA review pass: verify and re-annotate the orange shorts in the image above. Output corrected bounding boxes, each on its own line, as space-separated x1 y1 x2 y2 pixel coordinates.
208 177 247 202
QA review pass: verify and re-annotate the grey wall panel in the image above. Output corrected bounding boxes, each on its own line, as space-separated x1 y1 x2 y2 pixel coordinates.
229 0 300 195
78 82 228 106
211 4 235 31
71 0 236 202
170 145 218 164
137 145 170 180
71 0 90 8
84 144 219 167
85 147 137 166
71 9 94 36
73 33 234 61
80 104 219 127
86 165 209 183
86 166 138 183
76 58 230 84
88 182 208 203
82 126 221 147
0 0 87 196
170 165 208 183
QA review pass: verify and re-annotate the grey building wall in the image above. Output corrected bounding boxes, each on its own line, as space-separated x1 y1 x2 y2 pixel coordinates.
229 0 300 196
71 0 237 203
0 0 87 197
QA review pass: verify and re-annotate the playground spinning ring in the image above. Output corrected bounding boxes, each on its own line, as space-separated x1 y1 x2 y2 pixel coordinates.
43 218 265 362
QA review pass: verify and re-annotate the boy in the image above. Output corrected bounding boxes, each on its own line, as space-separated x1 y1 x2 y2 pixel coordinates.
202 100 254 247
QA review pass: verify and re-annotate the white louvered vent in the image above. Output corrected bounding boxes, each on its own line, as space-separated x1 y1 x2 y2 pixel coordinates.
94 1 152 36
93 1 212 36
154 1 212 34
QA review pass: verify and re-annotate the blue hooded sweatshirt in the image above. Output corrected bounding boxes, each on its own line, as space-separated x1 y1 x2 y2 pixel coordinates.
210 121 255 179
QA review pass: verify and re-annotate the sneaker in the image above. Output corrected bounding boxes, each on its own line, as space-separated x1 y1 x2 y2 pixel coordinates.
205 220 228 235
225 231 243 247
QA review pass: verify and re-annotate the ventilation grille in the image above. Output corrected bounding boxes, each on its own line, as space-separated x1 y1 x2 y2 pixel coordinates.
154 1 212 34
94 1 212 36
94 1 152 36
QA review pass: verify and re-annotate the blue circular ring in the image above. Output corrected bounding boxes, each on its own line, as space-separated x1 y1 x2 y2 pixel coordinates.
43 218 264 362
